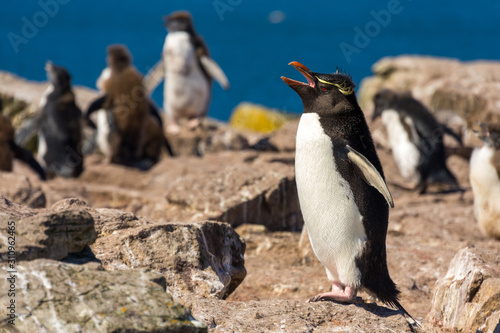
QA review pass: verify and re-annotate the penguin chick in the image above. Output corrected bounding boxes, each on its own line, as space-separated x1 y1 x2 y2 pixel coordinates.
144 11 230 134
0 100 46 180
372 89 462 193
86 44 173 169
37 62 83 178
282 62 416 323
470 123 500 239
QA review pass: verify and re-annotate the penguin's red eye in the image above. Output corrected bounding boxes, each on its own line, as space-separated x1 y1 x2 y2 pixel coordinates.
321 87 328 91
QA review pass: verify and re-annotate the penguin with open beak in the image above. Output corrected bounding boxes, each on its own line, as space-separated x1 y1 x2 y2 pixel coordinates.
282 62 416 323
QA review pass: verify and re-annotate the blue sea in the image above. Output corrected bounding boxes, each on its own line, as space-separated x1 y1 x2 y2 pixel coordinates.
1 1 499 121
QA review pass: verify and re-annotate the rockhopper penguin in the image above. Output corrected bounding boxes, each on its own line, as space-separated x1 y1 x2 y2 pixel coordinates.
281 62 415 322
37 62 83 178
470 123 500 239
144 11 230 134
372 89 462 193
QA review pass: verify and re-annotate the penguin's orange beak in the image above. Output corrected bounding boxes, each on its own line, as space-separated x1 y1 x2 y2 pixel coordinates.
281 61 316 88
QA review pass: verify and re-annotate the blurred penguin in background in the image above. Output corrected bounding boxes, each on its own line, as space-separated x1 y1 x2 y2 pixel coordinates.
470 123 500 239
144 11 230 134
372 89 462 193
0 99 46 180
36 62 83 179
86 44 173 170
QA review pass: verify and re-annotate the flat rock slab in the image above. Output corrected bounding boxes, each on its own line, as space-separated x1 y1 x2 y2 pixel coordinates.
0 195 96 261
190 298 422 333
0 259 206 333
428 247 500 333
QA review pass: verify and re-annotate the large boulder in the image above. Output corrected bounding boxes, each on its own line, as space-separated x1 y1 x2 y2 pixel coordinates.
151 151 303 231
0 195 96 261
91 216 247 301
0 259 206 332
428 247 500 333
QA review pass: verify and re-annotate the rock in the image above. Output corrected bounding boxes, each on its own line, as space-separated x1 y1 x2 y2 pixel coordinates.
166 119 250 157
154 151 302 231
428 247 500 333
0 259 206 332
92 217 246 301
0 172 46 208
190 298 419 332
358 56 500 129
229 102 289 133
251 119 299 152
0 195 96 261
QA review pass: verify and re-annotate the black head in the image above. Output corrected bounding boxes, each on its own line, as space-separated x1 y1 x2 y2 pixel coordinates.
281 62 358 116
45 61 71 90
164 11 195 34
474 122 500 150
106 44 132 71
372 89 413 121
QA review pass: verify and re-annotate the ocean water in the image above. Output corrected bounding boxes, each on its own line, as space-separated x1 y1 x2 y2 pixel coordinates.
1 0 499 121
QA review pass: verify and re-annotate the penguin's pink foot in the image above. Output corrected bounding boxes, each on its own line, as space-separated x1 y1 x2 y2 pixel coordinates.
166 123 181 135
306 282 357 303
186 118 201 130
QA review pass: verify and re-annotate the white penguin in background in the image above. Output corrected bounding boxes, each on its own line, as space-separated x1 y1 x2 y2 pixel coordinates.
144 11 230 134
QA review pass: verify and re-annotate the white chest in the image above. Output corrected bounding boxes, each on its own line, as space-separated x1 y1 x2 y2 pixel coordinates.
39 84 54 110
470 146 500 217
162 32 209 116
295 113 366 287
381 110 421 181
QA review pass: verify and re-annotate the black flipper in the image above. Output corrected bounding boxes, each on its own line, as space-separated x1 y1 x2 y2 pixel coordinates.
163 135 174 157
11 142 46 180
149 101 163 128
85 95 107 129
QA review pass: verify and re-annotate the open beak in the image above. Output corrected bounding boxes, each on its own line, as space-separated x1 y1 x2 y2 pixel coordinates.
281 61 316 88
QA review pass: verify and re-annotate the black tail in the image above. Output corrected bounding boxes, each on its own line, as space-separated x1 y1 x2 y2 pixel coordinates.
441 124 463 146
163 136 174 157
11 143 46 180
391 299 421 328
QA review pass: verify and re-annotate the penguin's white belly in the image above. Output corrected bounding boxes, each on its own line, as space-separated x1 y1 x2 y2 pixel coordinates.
295 113 366 287
381 110 421 181
95 109 114 156
470 146 500 237
163 32 209 118
37 132 47 168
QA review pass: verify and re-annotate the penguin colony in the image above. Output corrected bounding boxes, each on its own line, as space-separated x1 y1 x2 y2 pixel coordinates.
1 9 499 326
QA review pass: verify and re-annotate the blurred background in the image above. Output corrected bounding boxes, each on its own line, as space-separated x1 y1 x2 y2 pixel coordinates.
1 0 499 121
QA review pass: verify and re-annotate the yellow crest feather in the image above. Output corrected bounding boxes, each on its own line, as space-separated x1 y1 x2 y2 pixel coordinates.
316 76 354 95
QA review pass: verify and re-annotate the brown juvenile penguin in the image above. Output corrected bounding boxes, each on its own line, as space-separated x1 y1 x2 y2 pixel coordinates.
86 44 173 168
